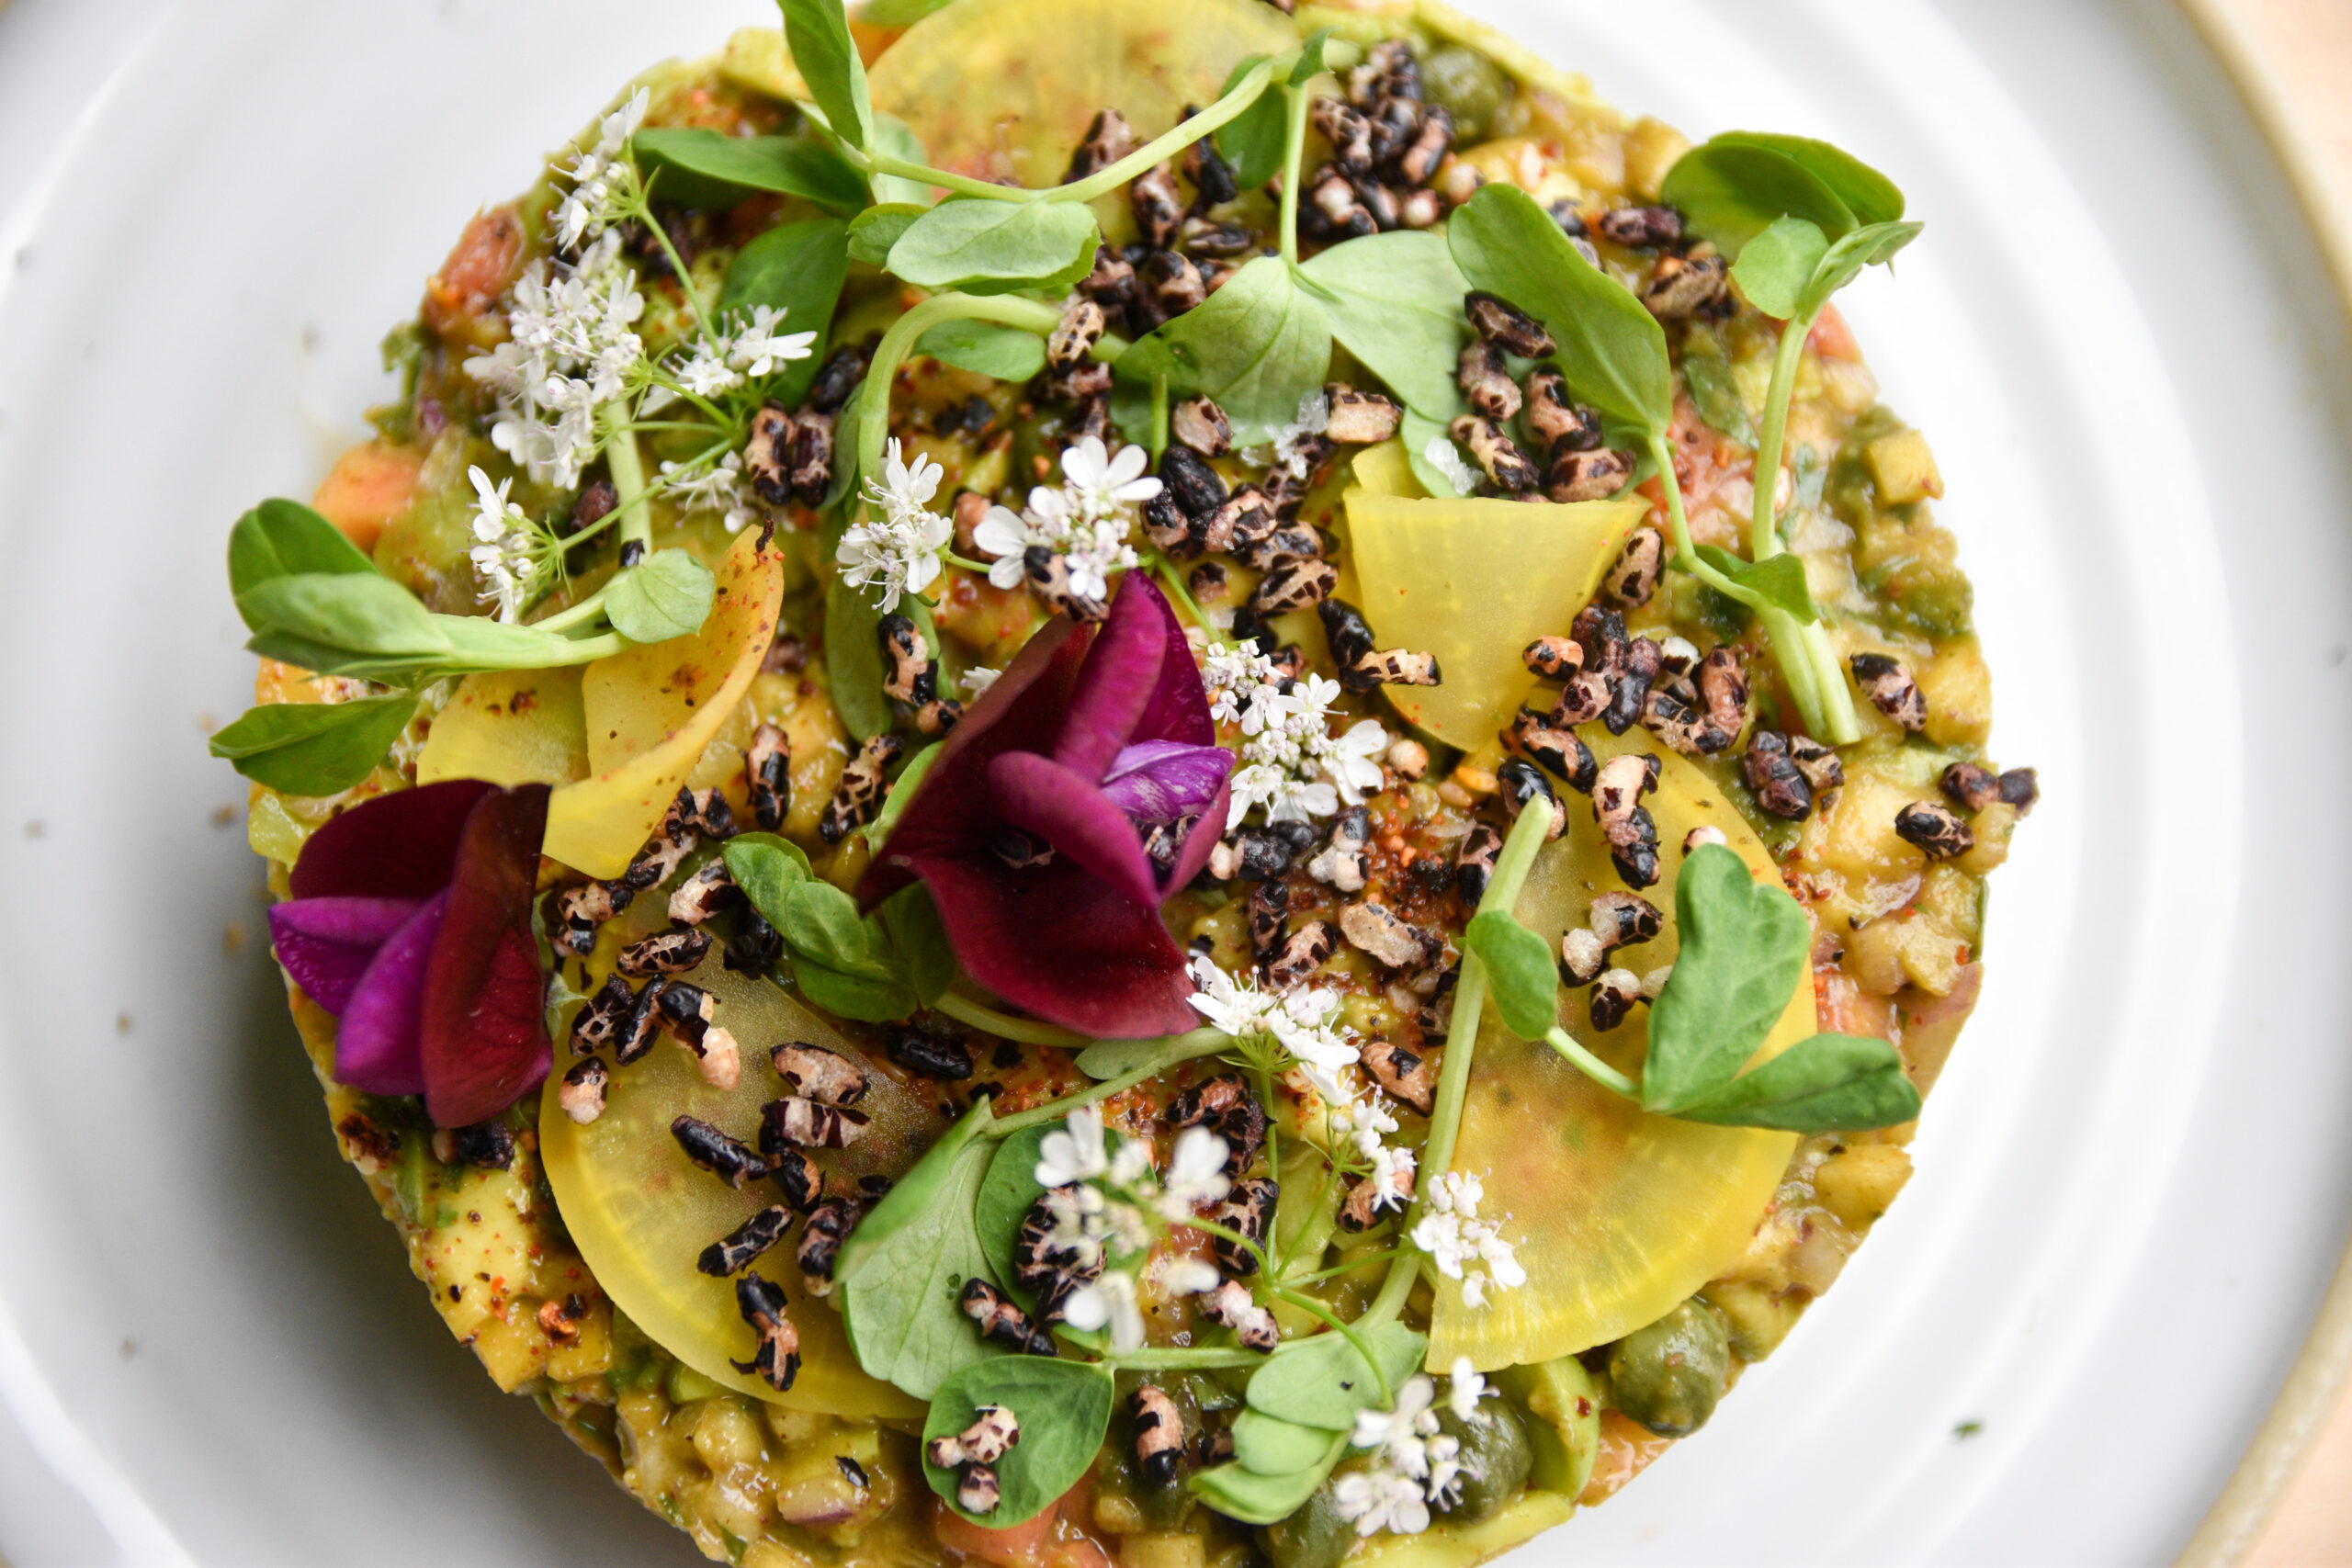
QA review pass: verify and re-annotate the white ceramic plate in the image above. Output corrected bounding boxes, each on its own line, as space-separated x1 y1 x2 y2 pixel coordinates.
2 0 2347 1562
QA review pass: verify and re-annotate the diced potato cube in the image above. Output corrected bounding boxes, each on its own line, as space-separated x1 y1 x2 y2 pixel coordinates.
1917 641 1993 746
1621 117 1690 201
1814 1145 1915 1228
1867 429 1944 505
1118 1535 1207 1568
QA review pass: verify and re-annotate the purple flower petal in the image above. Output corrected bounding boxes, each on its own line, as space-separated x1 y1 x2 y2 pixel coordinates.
1052 574 1167 781
288 779 498 900
987 751 1165 909
1126 575 1217 749
334 889 449 1098
1101 740 1235 824
267 897 427 1015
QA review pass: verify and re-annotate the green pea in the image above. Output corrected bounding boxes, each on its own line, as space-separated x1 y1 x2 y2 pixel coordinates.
1261 1478 1355 1568
1420 45 1510 141
1607 1299 1731 1438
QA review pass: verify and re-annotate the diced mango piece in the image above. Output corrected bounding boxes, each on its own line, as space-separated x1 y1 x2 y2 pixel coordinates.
544 529 785 878
1813 1144 1914 1229
1345 441 1646 749
1917 638 1992 746
1433 733 1805 1371
311 442 424 553
1866 428 1943 505
1620 116 1690 202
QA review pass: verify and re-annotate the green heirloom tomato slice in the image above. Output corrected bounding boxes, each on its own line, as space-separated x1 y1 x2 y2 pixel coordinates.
867 0 1296 186
1343 441 1647 750
1430 734 1810 1371
541 954 933 1419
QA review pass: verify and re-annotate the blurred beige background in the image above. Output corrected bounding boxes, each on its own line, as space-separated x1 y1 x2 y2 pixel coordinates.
2235 0 2352 1564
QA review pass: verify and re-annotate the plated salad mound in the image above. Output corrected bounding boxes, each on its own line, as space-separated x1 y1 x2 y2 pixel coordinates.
218 0 2036 1561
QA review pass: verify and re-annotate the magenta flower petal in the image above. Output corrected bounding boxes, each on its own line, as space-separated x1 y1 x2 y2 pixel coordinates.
267 896 426 1014
421 784 553 1128
1050 574 1166 780
988 751 1164 909
289 778 499 900
1125 577 1217 749
908 852 1202 1037
1100 740 1234 825
333 890 448 1097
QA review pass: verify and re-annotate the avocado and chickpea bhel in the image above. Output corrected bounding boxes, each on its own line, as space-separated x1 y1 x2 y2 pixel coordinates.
216 0 2034 1561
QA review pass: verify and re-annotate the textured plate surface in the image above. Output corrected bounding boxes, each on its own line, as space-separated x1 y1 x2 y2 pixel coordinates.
0 0 2346 1562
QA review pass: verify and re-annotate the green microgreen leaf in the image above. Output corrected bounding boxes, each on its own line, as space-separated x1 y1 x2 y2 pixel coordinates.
780 0 874 152
1726 214 1830 321
1673 1032 1922 1132
1296 231 1472 417
1114 255 1331 444
1216 56 1287 190
602 549 717 645
885 197 1101 296
1661 141 1856 258
1189 1446 1344 1524
848 202 928 266
723 833 815 921
1693 546 1819 623
1232 1408 1347 1475
835 1100 1002 1399
1707 131 1906 227
922 1358 1114 1527
916 317 1046 380
240 571 451 661
227 498 376 615
864 739 941 852
1288 25 1337 85
207 693 417 795
1463 909 1560 1041
822 555 892 740
1244 1320 1425 1431
1641 843 1812 1115
1679 337 1758 446
1796 220 1924 320
1448 184 1670 434
632 128 869 214
876 881 956 1006
776 879 887 975
790 956 919 1022
720 217 852 406
970 1124 1054 1304
858 0 956 25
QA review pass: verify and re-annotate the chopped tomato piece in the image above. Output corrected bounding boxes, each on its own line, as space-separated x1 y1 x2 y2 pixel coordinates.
1578 1408 1677 1505
422 207 524 343
1807 304 1860 362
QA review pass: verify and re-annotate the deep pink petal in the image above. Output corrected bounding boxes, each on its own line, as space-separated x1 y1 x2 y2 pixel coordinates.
333 891 447 1096
1163 777 1232 893
1126 576 1216 748
909 850 1201 1037
1100 740 1234 824
420 785 552 1127
268 897 425 1015
988 751 1163 909
1052 575 1165 780
289 779 498 900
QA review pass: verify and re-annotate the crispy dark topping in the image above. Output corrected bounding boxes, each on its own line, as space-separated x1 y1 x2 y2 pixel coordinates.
878 613 935 706
1339 898 1442 970
1998 768 2040 815
761 1096 870 1152
1204 1176 1278 1275
617 926 712 978
960 1279 1057 1356
1455 821 1504 906
1545 445 1635 503
730 1274 800 1391
956 1465 1002 1516
1464 289 1554 357
931 1404 1022 1471
1603 527 1665 609
745 722 791 833
553 878 633 957
1267 919 1338 989
1596 205 1684 249
1171 394 1232 457
1452 414 1540 492
1850 652 1928 731
668 859 740 926
697 1205 795 1277
1208 820 1316 882
1939 761 2002 814
1525 368 1601 450
1743 730 1815 820
1592 751 1664 888
1200 1279 1280 1350
885 1027 974 1081
1644 251 1733 321
1324 384 1403 445
1024 546 1111 623
1065 108 1137 182
1306 806 1372 893
673 1115 768 1189
1508 706 1599 792
1498 758 1567 840
1248 554 1339 615
1248 880 1290 961
1166 1073 1269 1180
1895 800 1975 861
1589 968 1642 1032
1047 297 1106 373
557 1055 610 1124
770 1043 868 1106
725 906 783 976
1133 1386 1184 1486
796 1196 860 1294
570 973 632 1057
820 734 906 845
1456 341 1521 422
1362 1039 1437 1116
1697 649 1750 740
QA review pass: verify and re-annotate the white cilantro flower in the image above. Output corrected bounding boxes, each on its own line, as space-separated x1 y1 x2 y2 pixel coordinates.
1058 434 1163 518
661 451 760 534
839 438 952 611
1035 1103 1111 1188
1062 1268 1147 1351
465 466 546 624
1333 1467 1431 1539
726 303 819 378
1158 1256 1224 1297
1411 1171 1526 1309
971 442 1148 601
1157 1126 1234 1219
1446 1358 1493 1423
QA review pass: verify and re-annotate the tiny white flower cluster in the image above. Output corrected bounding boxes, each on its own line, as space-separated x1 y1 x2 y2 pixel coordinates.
1410 1172 1527 1309
1202 643 1389 826
1186 954 1359 1097
837 438 952 612
973 436 1159 605
553 88 650 251
659 450 760 535
466 231 647 489
1333 1360 1493 1538
1334 1093 1416 1220
661 302 819 402
1033 1105 1231 1351
465 466 550 623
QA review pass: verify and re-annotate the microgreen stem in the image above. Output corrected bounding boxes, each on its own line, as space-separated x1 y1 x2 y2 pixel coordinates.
629 167 718 342
989 1029 1229 1137
1748 318 1810 567
1363 803 1553 1328
1286 1248 1405 1286
1149 376 1170 461
604 406 652 551
1150 553 1209 628
1747 315 1862 745
933 990 1091 1049
1059 61 1278 205
860 149 1044 203
1542 1027 1641 1100
1098 1346 1269 1371
1277 81 1314 267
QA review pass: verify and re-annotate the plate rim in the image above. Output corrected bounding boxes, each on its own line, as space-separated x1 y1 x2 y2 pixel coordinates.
2165 3 2352 1561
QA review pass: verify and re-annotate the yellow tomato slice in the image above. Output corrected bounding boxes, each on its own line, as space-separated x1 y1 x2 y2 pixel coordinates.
415 668 591 789
539 954 933 1420
1344 442 1646 750
867 0 1297 184
1430 734 1808 1371
542 530 785 879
